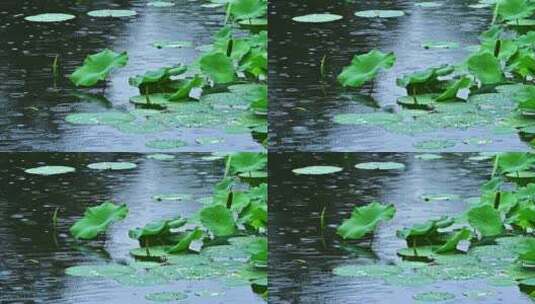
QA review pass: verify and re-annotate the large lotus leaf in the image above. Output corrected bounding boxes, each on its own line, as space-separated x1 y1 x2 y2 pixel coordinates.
467 204 503 237
230 0 266 20
516 238 535 263
497 0 535 21
337 50 396 88
481 38 518 61
496 152 535 173
508 204 535 230
240 199 267 230
397 216 454 246
466 52 503 85
229 152 267 173
514 85 535 112
70 49 128 87
168 75 204 101
129 65 186 89
200 205 237 237
396 64 454 94
167 228 203 253
25 13 76 22
70 201 129 240
246 237 267 268
200 52 235 84
435 76 473 101
518 32 535 47
240 48 268 78
128 218 186 242
509 50 535 78
434 228 472 253
337 202 396 240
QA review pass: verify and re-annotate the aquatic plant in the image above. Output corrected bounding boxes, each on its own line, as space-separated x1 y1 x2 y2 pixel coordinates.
337 50 396 88
70 201 129 240
70 49 128 87
337 202 396 240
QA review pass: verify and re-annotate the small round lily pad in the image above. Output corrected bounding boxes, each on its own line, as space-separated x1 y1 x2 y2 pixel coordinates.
25 13 76 23
87 162 137 170
145 292 187 302
355 10 405 18
25 166 76 176
292 166 343 175
415 2 443 8
87 9 137 18
292 13 343 23
65 264 134 277
147 154 175 161
355 162 405 170
145 139 187 149
413 291 455 302
147 1 175 7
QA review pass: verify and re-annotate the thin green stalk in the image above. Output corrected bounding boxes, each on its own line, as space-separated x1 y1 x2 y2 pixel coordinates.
224 3 232 24
320 206 326 232
491 154 499 177
492 2 499 25
320 55 327 78
52 207 59 228
224 155 232 178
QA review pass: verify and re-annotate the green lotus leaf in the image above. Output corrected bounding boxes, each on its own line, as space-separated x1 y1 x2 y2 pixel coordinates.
434 228 472 253
466 52 503 85
145 139 187 149
25 13 75 22
229 152 267 173
70 49 128 87
421 41 459 49
467 204 503 237
87 10 137 18
354 10 405 18
397 216 454 246
508 204 535 230
230 0 266 20
87 162 137 170
413 291 455 302
337 202 396 240
167 228 204 253
496 152 535 173
145 292 187 302
516 238 535 264
496 0 535 21
333 112 402 125
509 50 535 79
152 40 193 49
168 75 204 101
435 76 473 102
415 2 443 8
292 13 343 23
147 153 175 161
65 264 134 277
65 112 135 125
200 52 235 84
128 65 187 89
246 237 267 268
24 165 76 176
337 50 396 88
70 201 129 240
354 162 405 170
200 205 237 237
396 64 454 95
291 165 343 175
413 139 456 150
147 1 175 7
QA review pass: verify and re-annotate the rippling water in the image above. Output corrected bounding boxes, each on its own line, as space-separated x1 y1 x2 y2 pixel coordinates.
269 0 529 152
269 153 531 303
0 153 262 303
0 0 262 151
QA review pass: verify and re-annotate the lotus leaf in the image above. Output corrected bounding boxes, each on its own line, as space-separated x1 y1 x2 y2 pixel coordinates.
147 1 175 7
145 292 187 302
413 291 455 302
145 139 186 149
24 13 75 22
467 52 503 85
421 41 459 49
509 50 535 78
167 228 204 253
435 76 473 102
397 216 454 247
65 264 134 277
229 152 267 173
434 228 472 253
291 165 343 175
70 201 129 240
397 65 454 95
65 112 135 125
413 139 456 150
292 13 343 23
496 152 535 173
87 10 137 18
200 52 235 84
87 162 137 170
354 162 405 170
337 202 396 240
415 2 443 7
24 165 75 176
354 10 405 18
230 0 266 20
333 112 402 125
467 204 503 237
200 205 237 237
496 0 535 21
338 50 395 88
70 49 128 87
246 237 267 268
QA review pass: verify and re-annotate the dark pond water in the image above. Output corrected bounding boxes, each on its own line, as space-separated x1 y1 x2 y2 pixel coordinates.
0 0 262 152
269 153 532 303
269 0 530 152
0 153 262 303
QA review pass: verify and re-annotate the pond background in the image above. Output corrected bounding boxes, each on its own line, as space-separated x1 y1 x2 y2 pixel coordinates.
269 153 532 303
0 152 262 303
0 0 262 152
269 0 529 152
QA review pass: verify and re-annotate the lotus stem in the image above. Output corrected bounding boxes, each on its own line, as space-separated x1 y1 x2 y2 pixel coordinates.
492 2 499 25
491 154 499 177
320 54 327 78
320 206 326 232
52 207 59 228
224 155 232 178
224 3 232 24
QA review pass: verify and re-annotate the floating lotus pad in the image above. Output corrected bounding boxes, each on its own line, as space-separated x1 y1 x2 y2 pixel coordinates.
334 112 402 125
200 245 249 262
129 94 172 107
115 271 169 287
25 13 76 22
152 41 193 49
24 166 76 176
87 162 137 170
147 154 175 161
333 264 403 278
415 2 443 7
147 1 175 7
420 194 460 201
150 263 226 280
415 154 443 160
65 112 135 125
413 139 456 150
130 246 171 259
354 162 405 170
397 95 436 110
152 193 192 201
397 246 437 261
385 272 435 287
421 41 459 49
65 264 134 277
145 292 187 302
292 165 343 175
354 10 405 18
87 10 137 17
292 13 343 23
200 92 249 110
145 139 187 149
238 18 268 26
413 291 455 302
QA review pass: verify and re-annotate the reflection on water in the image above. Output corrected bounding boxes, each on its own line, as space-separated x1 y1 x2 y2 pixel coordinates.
0 0 261 151
0 153 261 303
269 0 528 151
269 153 531 303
